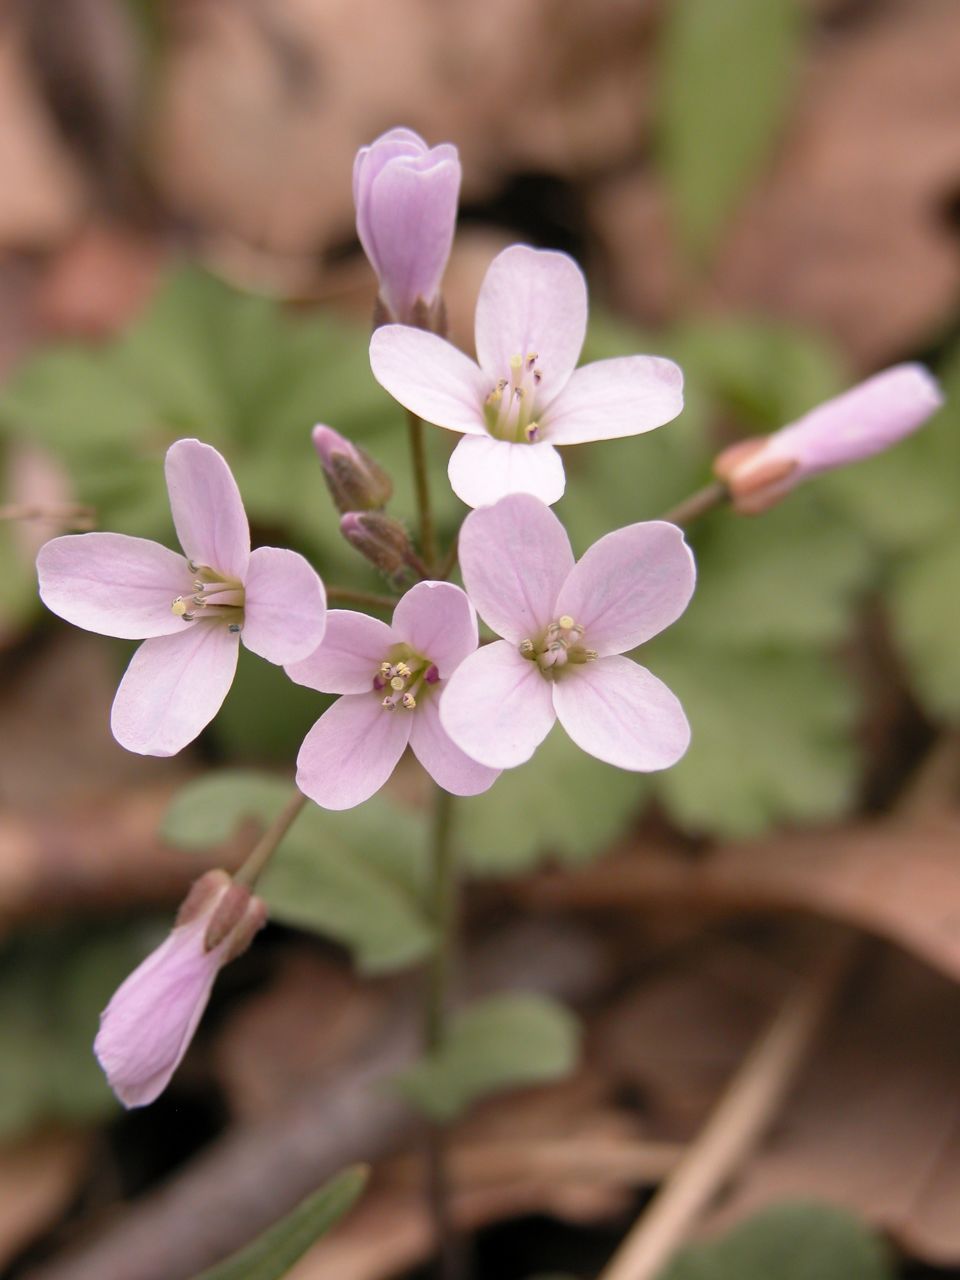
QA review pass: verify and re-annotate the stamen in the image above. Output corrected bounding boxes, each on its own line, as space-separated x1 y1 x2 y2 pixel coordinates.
171 596 188 617
519 638 535 657
228 623 242 633
379 661 392 678
401 692 417 710
525 422 540 443
395 662 412 679
382 696 397 711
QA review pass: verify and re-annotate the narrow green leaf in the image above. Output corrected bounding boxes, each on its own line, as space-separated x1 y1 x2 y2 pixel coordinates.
194 1165 368 1280
659 0 804 262
394 994 579 1123
657 1201 892 1280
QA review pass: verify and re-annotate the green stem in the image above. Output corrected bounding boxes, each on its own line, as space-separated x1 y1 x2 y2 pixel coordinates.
234 790 307 888
407 409 437 574
436 535 460 583
660 480 729 527
423 787 462 1279
325 586 398 610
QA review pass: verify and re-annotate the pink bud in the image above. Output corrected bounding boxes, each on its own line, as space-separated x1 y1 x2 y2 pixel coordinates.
311 425 393 513
340 510 417 583
353 127 461 329
95 870 266 1108
714 364 944 514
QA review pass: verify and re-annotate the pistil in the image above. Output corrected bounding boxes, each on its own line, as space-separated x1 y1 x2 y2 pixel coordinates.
519 614 598 677
483 350 544 443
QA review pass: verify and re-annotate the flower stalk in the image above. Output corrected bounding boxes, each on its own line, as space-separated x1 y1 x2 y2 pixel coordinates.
233 789 308 889
407 408 437 574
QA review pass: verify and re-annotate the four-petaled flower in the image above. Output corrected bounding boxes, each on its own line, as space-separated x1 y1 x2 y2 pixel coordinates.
95 870 266 1108
440 495 695 772
354 126 461 328
37 439 327 756
287 581 499 809
369 244 684 508
714 363 944 514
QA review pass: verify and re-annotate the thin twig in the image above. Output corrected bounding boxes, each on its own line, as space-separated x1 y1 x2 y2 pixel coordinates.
659 480 728 528
407 409 437 573
597 930 858 1280
325 586 398 610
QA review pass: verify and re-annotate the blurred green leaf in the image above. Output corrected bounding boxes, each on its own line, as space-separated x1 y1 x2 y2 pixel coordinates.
657 1202 892 1280
651 645 859 838
457 724 646 874
659 0 805 262
163 772 433 973
393 994 579 1123
194 1165 368 1280
0 925 158 1137
887 527 960 720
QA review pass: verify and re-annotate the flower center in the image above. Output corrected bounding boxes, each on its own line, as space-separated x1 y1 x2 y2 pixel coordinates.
171 562 245 633
519 614 597 679
372 643 439 711
483 351 544 444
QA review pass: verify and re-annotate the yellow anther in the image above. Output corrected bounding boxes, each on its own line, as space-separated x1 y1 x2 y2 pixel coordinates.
379 661 392 677
381 696 397 710
395 662 412 678
519 638 534 656
401 692 417 710
171 597 188 617
390 675 406 691
558 615 575 630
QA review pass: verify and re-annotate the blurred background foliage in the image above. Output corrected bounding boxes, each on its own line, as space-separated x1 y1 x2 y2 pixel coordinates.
0 0 958 1275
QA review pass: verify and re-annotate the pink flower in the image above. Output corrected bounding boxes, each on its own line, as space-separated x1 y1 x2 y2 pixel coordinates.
287 581 499 809
37 439 326 756
354 127 461 327
369 244 684 508
95 871 266 1108
440 495 695 771
714 363 944 514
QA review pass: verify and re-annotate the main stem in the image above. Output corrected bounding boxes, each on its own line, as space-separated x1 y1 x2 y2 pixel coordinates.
407 409 437 574
424 787 460 1279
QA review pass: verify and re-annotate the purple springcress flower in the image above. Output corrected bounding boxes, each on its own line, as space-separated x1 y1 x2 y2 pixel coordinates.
369 244 684 509
440 495 695 771
96 870 266 1108
37 439 327 756
286 580 499 809
312 424 393 513
714 363 944 514
354 127 461 328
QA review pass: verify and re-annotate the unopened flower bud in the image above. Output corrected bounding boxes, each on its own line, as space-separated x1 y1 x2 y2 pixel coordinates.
95 869 266 1108
312 425 393 514
340 511 419 583
353 127 460 331
714 363 944 514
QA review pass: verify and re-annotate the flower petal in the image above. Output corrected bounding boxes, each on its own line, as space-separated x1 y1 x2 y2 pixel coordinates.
285 610 393 694
353 128 430 271
458 493 574 643
165 439 250 580
439 640 556 769
555 520 695 656
544 356 684 445
410 697 500 796
474 245 587 403
553 655 690 771
447 435 566 509
369 326 488 434
37 532 193 639
391 581 477 676
111 624 240 756
95 918 221 1108
241 546 327 665
296 693 411 810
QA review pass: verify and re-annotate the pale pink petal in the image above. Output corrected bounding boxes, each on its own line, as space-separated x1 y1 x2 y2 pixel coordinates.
369 327 488 434
474 246 587 403
165 439 250 580
241 546 327 666
458 494 574 643
553 655 690 771
37 532 192 639
285 610 393 694
296 693 411 810
764 362 944 479
353 128 429 267
555 521 695 656
391 581 477 676
439 640 556 769
95 917 221 1108
447 435 565 509
544 356 684 445
409 696 500 795
111 624 240 756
